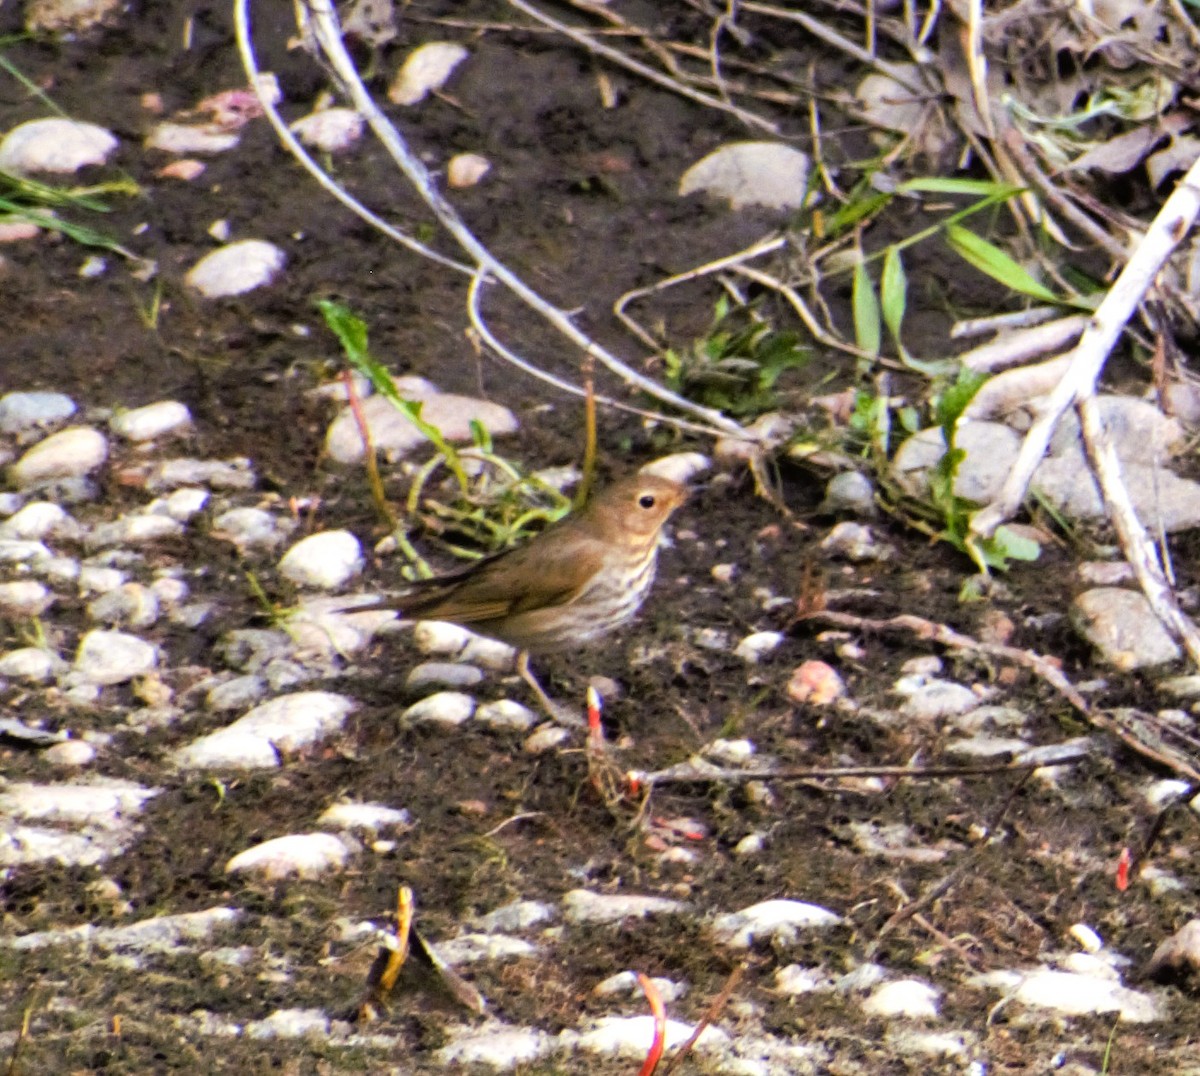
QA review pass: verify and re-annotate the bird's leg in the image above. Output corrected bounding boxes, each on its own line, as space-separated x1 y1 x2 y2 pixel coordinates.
516 650 583 727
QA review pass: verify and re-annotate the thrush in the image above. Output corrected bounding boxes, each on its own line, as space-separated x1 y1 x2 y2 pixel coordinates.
390 472 688 716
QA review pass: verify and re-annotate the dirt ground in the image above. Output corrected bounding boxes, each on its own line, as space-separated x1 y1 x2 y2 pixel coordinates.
2 1 1200 1073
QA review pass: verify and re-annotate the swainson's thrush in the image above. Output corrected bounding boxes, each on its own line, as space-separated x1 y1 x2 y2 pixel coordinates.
394 472 687 654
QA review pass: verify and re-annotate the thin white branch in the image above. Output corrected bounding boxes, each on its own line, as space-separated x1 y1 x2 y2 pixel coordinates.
505 0 779 134
285 0 749 441
233 2 472 276
970 153 1200 540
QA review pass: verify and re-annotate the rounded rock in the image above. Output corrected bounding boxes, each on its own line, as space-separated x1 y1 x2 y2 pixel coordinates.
0 391 76 433
0 118 117 175
45 739 97 767
9 426 108 488
225 833 352 880
74 629 158 685
278 530 363 589
0 580 53 616
401 691 476 728
110 401 192 441
185 240 286 298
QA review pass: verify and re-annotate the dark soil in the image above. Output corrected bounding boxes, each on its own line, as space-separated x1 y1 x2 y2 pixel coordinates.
2 1 1199 1073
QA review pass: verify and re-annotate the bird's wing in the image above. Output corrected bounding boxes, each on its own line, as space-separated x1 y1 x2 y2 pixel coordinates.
398 530 606 625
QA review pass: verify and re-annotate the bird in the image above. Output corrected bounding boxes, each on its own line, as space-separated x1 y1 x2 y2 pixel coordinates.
389 472 688 717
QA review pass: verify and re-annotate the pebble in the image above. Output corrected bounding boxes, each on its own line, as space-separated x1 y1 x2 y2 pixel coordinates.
149 487 209 521
0 539 51 563
205 675 268 711
862 979 941 1018
279 530 363 588
472 900 556 933
0 493 23 515
437 933 537 964
562 889 687 924
576 1016 728 1058
437 1028 552 1068
0 391 75 433
45 740 97 767
446 151 490 188
593 971 687 1002
185 240 286 298
87 514 183 547
325 389 518 464
704 738 756 764
388 41 470 106
0 118 118 174
87 583 161 628
894 677 981 721
893 422 1019 504
0 501 79 540
0 780 159 827
0 580 52 615
524 725 570 753
9 426 108 487
820 470 877 516
406 661 484 691
968 967 1161 1022
680 141 811 210
820 521 893 562
775 965 836 995
145 122 240 155
110 400 192 441
317 803 412 835
734 631 785 663
475 698 537 731
145 457 255 491
401 691 476 728
1072 587 1182 670
73 629 158 685
36 555 80 584
787 660 847 705
212 507 293 551
26 0 124 34
225 833 353 880
78 565 126 594
150 575 188 605
289 107 364 153
711 899 842 946
640 452 711 485
0 647 63 681
413 619 516 669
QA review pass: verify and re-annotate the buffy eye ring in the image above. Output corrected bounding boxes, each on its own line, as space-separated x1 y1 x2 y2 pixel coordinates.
638 494 657 509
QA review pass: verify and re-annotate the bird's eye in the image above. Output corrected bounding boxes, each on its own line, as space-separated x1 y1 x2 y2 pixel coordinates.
638 494 657 509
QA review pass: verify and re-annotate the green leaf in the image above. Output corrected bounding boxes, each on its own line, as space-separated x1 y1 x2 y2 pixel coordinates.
823 189 892 236
852 259 882 361
880 246 907 344
944 224 1062 304
900 177 1023 198
935 369 990 432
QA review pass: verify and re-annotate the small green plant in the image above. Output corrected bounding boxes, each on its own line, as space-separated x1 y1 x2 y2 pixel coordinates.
0 168 138 255
318 300 572 575
662 295 811 418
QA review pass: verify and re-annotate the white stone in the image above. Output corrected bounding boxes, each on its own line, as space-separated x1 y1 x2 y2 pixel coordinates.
472 900 556 933
44 740 97 767
862 979 940 1018
712 899 842 947
406 661 485 691
185 240 286 298
205 675 267 712
969 968 1162 1022
0 390 75 432
175 691 356 770
1070 923 1104 954
226 833 352 880
145 457 255 491
87 583 161 628
562 889 687 924
0 647 62 681
145 122 240 155
87 513 183 547
150 575 188 604
0 580 52 615
0 118 117 175
436 1025 552 1066
704 738 756 764
775 964 835 995
289 107 364 153
325 391 518 464
593 971 687 1002
895 677 981 721
389 42 469 106
639 452 710 485
152 487 209 520
1072 588 1182 670
9 426 108 487
447 152 490 188
0 502 77 540
0 780 158 827
0 539 51 563
523 725 570 754
679 141 810 210
74 630 158 685
110 400 192 441
576 1016 728 1058
212 507 293 551
475 699 537 731
78 565 126 594
401 691 475 728
437 932 537 965
734 631 785 662
279 530 363 588
318 802 412 834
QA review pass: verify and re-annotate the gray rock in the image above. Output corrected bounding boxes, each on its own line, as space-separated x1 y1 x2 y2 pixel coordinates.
0 390 76 433
1072 588 1181 670
73 630 159 685
9 426 108 488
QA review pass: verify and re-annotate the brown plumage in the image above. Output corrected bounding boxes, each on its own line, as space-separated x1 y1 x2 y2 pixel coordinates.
394 473 687 652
